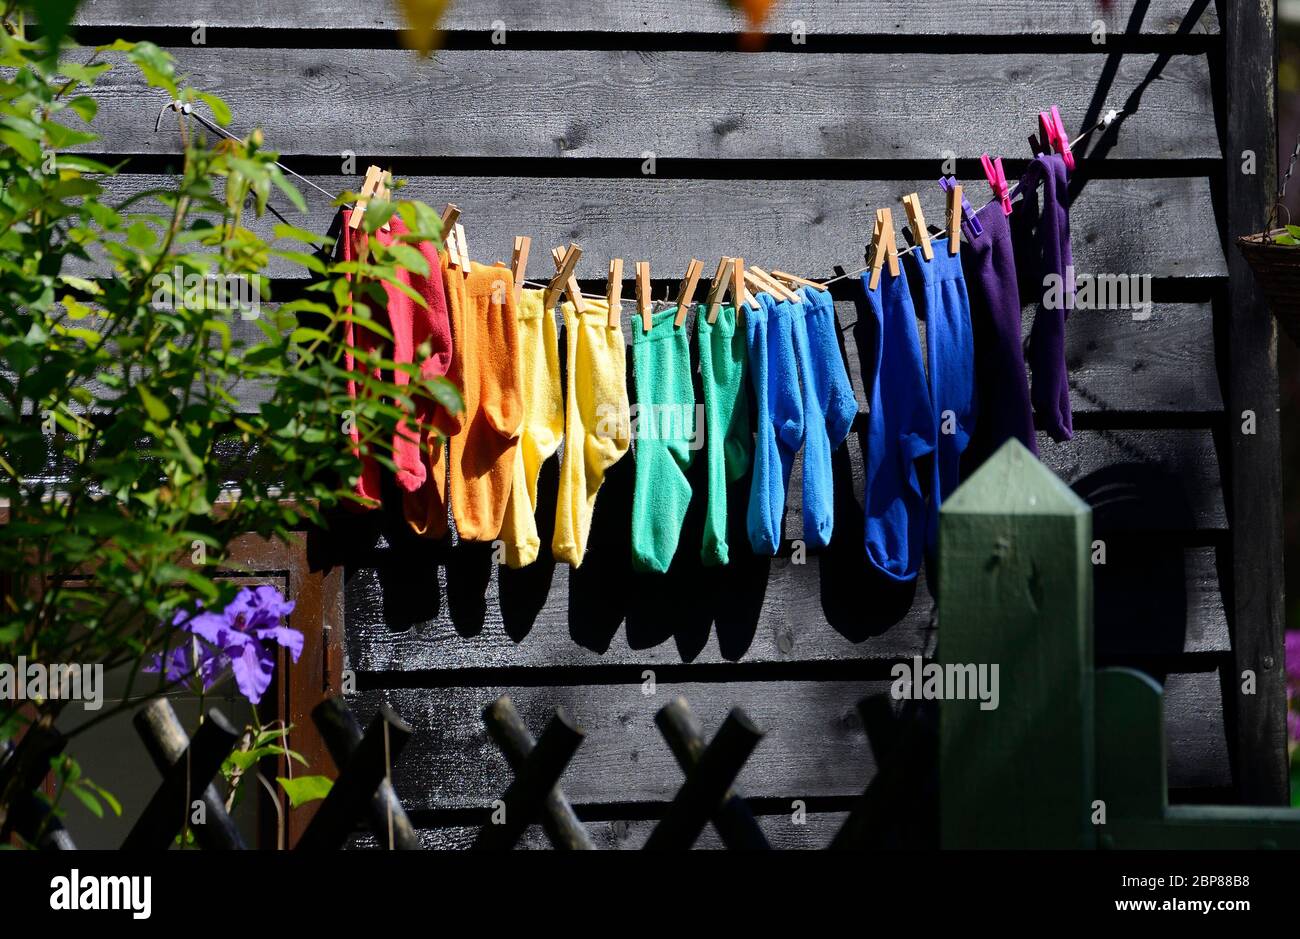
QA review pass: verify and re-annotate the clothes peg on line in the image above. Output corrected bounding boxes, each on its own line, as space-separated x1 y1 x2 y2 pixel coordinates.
868 207 900 290
946 184 963 256
440 204 461 262
730 257 746 313
1045 105 1075 171
635 261 652 332
606 258 624 327
348 165 385 230
440 204 461 243
939 177 981 237
510 236 530 307
749 265 799 303
772 270 823 291
447 226 465 270
868 211 887 290
673 258 703 327
981 154 1013 216
704 256 731 324
546 243 583 311
550 245 586 312
901 193 933 261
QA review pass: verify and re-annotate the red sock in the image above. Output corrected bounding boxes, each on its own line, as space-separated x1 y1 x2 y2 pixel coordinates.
341 209 453 506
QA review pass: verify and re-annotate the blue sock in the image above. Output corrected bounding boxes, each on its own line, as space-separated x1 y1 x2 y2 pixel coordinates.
745 293 803 554
904 238 977 550
859 266 936 581
794 285 858 547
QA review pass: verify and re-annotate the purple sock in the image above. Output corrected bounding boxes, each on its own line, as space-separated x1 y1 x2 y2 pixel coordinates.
1013 153 1074 442
958 200 1036 476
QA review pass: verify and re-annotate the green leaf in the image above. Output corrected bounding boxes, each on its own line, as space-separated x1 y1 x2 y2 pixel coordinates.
67 784 104 819
270 168 309 214
386 243 430 277
0 129 41 163
66 96 99 124
126 222 156 250
277 775 333 808
194 91 231 126
137 385 171 421
83 781 122 817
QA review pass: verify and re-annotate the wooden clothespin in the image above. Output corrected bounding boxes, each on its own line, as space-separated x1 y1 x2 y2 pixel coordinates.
549 245 586 313
704 256 731 325
546 243 583 311
453 222 471 270
348 165 385 230
606 258 624 327
772 270 823 291
946 184 963 256
441 205 463 267
510 235 530 306
730 258 745 313
749 265 800 303
869 208 901 290
881 209 900 275
635 261 652 333
901 193 933 261
673 258 703 327
440 204 461 246
446 226 463 270
743 266 769 298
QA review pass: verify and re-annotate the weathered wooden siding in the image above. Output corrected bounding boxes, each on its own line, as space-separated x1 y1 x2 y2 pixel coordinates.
73 0 1281 844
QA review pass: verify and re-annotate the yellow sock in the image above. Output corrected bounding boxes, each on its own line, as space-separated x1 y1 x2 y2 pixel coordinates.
552 297 630 567
501 288 564 568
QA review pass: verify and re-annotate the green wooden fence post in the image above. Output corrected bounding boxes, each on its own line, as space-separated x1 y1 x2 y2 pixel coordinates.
937 439 1095 848
1095 667 1168 833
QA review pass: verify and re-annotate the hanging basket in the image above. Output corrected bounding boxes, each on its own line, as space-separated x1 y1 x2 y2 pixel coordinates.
1237 229 1300 343
1239 133 1300 342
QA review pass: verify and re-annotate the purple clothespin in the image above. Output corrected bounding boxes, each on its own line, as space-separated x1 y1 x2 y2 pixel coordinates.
939 177 982 237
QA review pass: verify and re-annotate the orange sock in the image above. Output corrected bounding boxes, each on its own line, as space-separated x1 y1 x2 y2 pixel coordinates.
444 259 523 541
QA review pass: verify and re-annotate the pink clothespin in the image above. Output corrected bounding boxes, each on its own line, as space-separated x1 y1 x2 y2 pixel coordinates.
1032 107 1075 172
939 176 982 236
981 154 1013 216
1047 105 1075 171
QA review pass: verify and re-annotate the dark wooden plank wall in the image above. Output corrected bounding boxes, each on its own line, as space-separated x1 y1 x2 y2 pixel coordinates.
71 0 1282 845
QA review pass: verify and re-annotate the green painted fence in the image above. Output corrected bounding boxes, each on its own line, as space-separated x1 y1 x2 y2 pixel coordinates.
938 440 1300 849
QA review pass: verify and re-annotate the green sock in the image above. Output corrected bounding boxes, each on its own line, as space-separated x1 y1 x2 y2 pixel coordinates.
631 305 697 573
698 303 751 566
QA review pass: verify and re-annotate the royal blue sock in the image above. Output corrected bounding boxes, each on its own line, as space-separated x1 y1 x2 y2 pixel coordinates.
793 285 858 547
745 292 803 554
905 239 977 550
859 266 935 581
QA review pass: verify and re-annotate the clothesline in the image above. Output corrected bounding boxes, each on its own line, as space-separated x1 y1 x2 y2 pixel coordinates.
154 99 1121 299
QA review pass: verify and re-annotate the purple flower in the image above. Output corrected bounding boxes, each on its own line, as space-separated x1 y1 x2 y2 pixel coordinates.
145 586 301 705
145 645 191 684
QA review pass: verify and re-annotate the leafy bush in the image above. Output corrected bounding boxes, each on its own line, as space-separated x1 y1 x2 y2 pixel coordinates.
0 15 458 839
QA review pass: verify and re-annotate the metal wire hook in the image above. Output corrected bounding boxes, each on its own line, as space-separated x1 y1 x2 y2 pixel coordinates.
152 99 193 133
